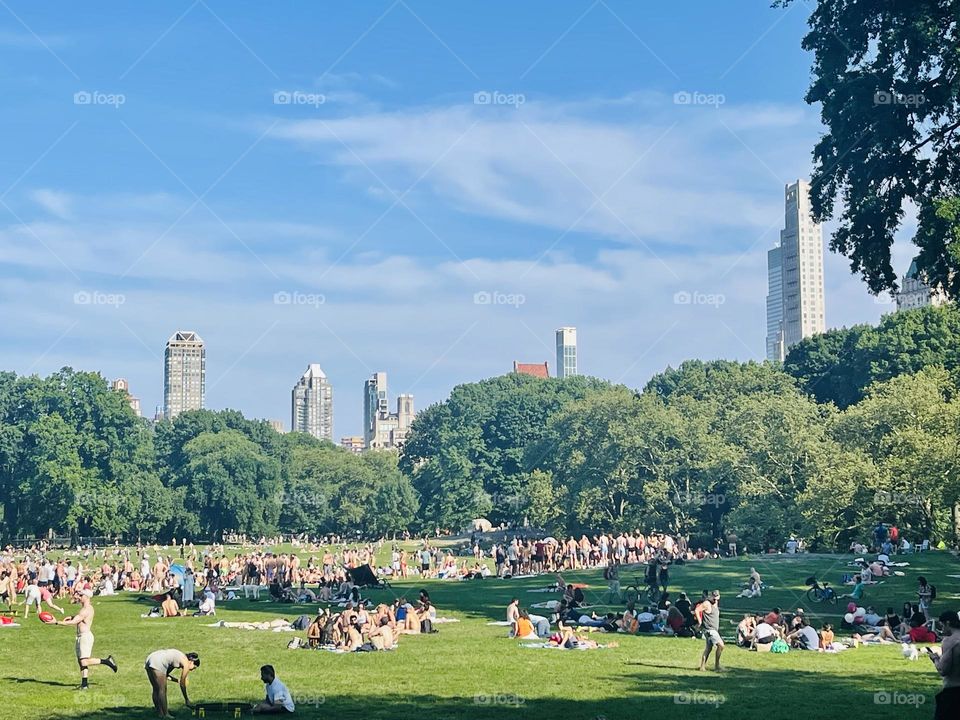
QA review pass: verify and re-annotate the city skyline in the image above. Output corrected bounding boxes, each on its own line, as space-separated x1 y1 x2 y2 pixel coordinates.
0 3 920 437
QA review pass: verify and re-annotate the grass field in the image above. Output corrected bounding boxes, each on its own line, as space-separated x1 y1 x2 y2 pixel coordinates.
2 546 958 719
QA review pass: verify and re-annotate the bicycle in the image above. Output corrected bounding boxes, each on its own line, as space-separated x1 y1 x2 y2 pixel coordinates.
623 576 661 606
805 577 838 604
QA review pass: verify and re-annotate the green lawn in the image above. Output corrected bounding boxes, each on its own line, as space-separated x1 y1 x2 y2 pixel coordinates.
2 548 957 719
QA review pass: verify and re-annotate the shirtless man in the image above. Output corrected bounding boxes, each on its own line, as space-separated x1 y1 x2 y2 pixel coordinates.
54 590 117 688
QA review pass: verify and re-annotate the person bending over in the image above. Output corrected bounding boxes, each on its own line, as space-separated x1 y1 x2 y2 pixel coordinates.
144 649 199 719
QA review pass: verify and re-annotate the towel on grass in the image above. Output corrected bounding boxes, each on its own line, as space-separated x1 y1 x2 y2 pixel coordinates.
486 621 513 626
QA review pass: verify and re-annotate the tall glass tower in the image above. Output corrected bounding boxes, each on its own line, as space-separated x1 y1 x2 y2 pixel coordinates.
291 364 333 441
555 327 578 378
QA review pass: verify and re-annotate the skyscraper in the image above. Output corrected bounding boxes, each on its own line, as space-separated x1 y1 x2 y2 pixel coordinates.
768 180 826 358
765 246 785 361
363 372 415 450
896 258 949 311
555 326 578 378
291 364 333 441
163 330 205 419
363 372 388 448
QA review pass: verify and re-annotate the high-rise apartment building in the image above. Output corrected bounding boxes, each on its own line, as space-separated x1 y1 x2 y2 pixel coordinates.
363 372 415 450
555 327 578 378
291 364 333 441
765 246 785 361
896 258 949 312
163 331 205 420
767 180 826 359
363 372 388 448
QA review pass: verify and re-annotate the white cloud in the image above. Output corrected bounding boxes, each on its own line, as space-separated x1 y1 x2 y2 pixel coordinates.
271 95 820 249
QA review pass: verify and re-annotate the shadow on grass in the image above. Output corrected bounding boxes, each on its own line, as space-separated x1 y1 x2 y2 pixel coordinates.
4 676 77 688
32 666 941 720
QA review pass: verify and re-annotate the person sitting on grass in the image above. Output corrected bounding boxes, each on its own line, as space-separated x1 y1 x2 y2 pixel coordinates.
841 579 866 602
737 574 762 598
195 588 215 616
252 664 294 714
668 605 695 637
306 613 324 648
515 611 537 639
161 593 182 618
368 617 397 650
752 616 779 648
736 614 756 647
787 618 820 650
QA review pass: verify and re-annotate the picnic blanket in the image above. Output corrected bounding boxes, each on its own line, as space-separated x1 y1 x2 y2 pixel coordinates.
432 617 460 624
520 642 609 651
486 621 513 626
205 620 294 632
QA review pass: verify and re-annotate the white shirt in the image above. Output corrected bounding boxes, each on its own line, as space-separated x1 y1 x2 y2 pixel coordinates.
755 623 775 640
797 626 819 649
265 678 295 711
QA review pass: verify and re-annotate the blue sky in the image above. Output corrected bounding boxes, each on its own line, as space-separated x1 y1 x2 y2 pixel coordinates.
0 1 914 436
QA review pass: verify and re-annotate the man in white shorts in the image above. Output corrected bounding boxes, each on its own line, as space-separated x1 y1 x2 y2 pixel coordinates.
55 589 117 688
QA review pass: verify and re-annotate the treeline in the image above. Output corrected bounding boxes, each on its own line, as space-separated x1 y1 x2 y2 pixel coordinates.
0 372 416 542
3 304 960 548
401 305 960 550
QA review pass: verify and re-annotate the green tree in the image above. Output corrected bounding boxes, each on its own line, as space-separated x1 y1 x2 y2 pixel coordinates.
173 430 281 540
779 0 960 294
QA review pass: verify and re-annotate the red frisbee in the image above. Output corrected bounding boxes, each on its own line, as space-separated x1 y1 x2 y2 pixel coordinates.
38 611 55 624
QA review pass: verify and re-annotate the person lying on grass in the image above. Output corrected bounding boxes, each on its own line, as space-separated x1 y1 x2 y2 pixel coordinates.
546 622 618 649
